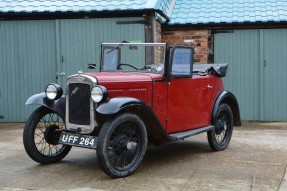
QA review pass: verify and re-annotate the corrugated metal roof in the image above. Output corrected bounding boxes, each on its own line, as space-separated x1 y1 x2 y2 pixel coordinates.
0 0 158 13
1 0 286 25
160 0 176 17
169 0 287 25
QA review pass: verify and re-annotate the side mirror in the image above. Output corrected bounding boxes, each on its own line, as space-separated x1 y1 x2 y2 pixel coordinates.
88 64 97 70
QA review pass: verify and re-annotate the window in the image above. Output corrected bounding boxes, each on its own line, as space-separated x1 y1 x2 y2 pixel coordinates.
102 47 120 71
171 47 193 77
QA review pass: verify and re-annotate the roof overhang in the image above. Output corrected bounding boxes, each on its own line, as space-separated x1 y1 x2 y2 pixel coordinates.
0 9 169 22
163 21 287 30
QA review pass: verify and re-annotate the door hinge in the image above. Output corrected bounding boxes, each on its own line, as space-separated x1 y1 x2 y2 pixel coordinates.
116 20 146 25
213 30 234 34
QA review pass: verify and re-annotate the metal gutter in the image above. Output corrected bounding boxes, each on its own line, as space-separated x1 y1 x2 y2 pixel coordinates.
163 21 287 29
0 9 170 22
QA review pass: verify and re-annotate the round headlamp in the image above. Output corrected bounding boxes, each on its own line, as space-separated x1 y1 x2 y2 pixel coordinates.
45 83 63 100
91 86 108 103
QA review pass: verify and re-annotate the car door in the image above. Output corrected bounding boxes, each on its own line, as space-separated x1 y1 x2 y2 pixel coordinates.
167 47 214 133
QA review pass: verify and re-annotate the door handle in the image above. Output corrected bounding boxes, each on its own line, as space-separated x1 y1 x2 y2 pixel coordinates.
56 72 66 76
207 85 213 89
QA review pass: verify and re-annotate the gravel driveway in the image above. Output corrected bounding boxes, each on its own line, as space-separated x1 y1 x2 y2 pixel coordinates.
0 122 286 191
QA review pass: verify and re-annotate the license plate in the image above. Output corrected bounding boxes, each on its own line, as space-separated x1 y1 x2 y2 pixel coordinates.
59 132 98 149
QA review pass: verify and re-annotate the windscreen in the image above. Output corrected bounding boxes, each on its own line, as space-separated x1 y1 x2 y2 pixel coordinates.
101 43 166 73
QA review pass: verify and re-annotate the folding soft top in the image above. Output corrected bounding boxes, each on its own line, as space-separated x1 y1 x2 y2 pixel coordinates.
193 63 228 77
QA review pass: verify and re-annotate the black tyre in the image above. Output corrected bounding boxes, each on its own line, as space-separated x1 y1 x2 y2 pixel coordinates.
23 106 72 164
97 113 148 178
208 103 233 151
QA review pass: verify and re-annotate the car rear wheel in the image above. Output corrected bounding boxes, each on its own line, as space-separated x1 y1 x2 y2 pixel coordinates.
208 103 233 151
97 113 147 178
23 106 71 164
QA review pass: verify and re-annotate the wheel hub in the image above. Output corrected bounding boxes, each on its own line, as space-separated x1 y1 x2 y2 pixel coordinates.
215 120 225 134
44 124 61 145
114 134 130 154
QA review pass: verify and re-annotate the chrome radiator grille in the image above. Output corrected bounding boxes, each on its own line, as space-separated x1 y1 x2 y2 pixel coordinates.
68 83 91 125
66 73 97 134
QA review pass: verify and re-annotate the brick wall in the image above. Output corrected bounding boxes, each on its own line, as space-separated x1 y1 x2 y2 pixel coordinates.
155 21 162 43
162 30 211 63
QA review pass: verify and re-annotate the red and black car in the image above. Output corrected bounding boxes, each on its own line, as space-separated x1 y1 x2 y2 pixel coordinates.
23 42 241 178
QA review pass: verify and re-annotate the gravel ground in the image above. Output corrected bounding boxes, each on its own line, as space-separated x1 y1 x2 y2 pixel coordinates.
0 122 286 191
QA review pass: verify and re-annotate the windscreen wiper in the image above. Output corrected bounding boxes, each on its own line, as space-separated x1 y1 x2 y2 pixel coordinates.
106 40 129 54
106 44 121 54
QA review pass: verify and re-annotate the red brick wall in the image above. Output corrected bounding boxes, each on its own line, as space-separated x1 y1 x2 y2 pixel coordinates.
155 21 162 43
162 30 210 63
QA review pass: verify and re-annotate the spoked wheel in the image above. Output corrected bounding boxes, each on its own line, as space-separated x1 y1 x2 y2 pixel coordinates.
23 106 71 164
208 103 233 151
97 113 147 178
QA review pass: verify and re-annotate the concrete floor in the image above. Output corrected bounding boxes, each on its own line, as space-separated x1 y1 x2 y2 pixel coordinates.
0 122 287 191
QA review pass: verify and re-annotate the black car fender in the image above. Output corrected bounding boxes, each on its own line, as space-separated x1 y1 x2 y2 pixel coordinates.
96 97 171 145
211 91 241 126
96 97 142 115
25 92 66 119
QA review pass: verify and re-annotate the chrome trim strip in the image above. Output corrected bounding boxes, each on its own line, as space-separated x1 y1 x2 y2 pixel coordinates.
102 43 166 47
67 73 97 84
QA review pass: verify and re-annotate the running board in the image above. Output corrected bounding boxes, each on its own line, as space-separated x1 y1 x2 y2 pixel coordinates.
168 125 214 141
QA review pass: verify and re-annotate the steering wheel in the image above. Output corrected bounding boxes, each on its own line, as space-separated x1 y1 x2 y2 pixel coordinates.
117 63 139 70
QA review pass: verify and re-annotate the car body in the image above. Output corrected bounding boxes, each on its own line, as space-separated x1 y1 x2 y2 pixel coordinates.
23 42 241 178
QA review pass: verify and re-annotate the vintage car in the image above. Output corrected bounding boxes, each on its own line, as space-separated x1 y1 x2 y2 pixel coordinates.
23 42 241 178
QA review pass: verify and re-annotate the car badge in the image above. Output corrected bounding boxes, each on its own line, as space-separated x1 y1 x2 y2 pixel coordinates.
71 87 79 96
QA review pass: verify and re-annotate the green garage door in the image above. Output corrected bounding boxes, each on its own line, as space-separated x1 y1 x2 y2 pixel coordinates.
215 29 287 121
0 17 145 122
0 20 57 122
58 17 145 86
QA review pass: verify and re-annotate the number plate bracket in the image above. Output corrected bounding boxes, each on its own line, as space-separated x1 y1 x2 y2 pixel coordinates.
59 132 98 149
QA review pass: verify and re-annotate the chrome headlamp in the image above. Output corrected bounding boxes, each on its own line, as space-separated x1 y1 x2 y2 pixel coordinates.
45 83 63 100
91 86 108 103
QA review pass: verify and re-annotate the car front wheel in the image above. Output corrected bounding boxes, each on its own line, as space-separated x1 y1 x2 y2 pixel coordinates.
97 113 148 178
23 106 72 164
208 103 233 151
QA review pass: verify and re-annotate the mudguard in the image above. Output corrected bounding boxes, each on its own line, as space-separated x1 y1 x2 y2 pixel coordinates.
96 97 171 144
25 92 66 119
96 97 142 115
211 91 241 126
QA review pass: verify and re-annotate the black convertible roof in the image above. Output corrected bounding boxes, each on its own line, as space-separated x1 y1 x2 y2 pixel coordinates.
193 64 228 77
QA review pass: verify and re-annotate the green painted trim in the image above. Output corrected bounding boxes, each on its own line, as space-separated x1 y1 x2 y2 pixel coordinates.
259 29 264 121
55 20 61 84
